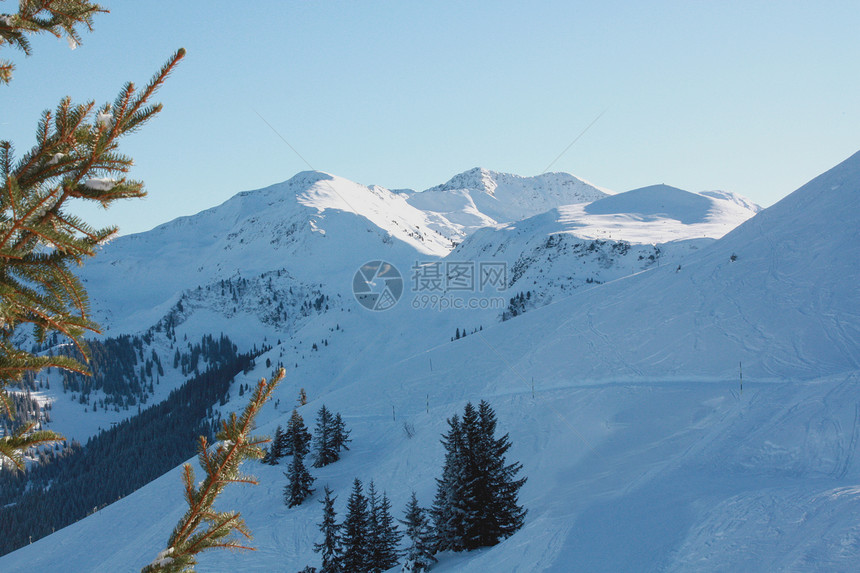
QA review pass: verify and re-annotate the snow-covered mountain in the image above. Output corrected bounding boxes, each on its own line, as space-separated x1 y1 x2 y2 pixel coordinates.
4 154 859 572
81 168 611 335
81 168 758 337
500 151 860 381
581 183 762 239
81 170 454 334
402 167 611 238
451 183 761 309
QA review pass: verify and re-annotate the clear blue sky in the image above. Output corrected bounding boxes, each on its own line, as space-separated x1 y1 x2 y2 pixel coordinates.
3 1 859 235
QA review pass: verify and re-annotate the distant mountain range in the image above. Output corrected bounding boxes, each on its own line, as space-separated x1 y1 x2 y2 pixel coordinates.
79 167 760 335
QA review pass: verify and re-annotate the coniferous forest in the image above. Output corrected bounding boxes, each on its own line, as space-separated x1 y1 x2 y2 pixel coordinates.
304 401 526 572
0 335 250 556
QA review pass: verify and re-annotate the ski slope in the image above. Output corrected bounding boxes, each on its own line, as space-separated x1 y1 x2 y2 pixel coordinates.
4 368 860 571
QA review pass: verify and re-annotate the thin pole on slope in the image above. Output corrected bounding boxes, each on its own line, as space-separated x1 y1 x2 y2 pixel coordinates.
475 332 603 460
739 361 743 396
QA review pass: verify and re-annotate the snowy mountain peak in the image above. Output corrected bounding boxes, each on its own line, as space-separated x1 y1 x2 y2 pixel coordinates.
239 170 334 196
429 166 500 195
408 167 610 236
585 184 714 224
571 183 761 235
426 166 607 200
288 169 333 185
233 170 395 217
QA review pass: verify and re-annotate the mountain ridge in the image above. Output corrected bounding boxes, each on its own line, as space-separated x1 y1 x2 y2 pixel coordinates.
408 167 612 234
82 167 757 335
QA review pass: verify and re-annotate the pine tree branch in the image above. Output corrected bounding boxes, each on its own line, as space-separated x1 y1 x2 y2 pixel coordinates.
0 419 63 470
1 48 184 257
1 48 185 405
0 4 187 512
142 368 285 573
0 2 106 84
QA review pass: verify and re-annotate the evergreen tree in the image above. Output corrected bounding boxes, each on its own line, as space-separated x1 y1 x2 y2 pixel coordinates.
459 401 486 550
431 401 527 552
431 413 469 552
284 447 315 508
267 425 285 465
399 492 436 573
312 405 337 468
313 486 342 573
332 412 351 454
341 478 370 572
283 409 312 457
473 400 527 546
0 1 183 470
367 481 381 571
367 482 402 573
260 446 272 465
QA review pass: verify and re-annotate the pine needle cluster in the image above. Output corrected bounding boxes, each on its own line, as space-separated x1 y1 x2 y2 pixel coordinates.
0 1 105 84
142 368 285 573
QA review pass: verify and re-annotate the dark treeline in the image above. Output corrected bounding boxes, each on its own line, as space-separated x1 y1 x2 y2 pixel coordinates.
55 332 239 411
155 271 334 332
59 334 152 408
0 337 251 557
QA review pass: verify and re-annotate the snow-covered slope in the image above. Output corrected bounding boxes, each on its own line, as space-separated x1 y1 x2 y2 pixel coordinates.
500 150 860 382
7 370 860 573
3 154 858 572
571 183 761 242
